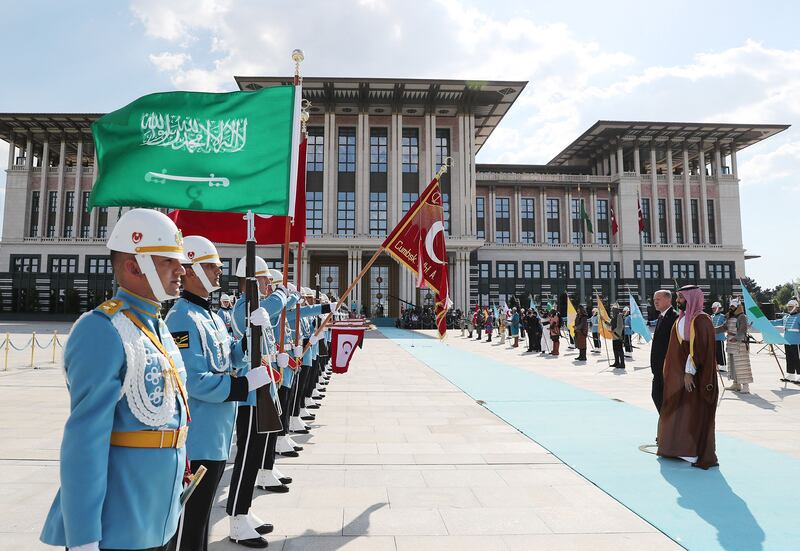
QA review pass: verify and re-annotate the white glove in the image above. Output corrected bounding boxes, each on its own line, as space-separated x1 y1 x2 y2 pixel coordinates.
277 352 290 369
249 307 270 327
274 284 289 296
309 333 321 345
245 366 270 391
293 345 304 358
70 544 100 551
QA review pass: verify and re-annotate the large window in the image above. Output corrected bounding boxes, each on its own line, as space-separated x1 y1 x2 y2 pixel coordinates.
369 191 387 236
495 197 510 243
690 199 700 244
96 207 108 238
46 191 57 237
599 262 619 279
522 261 542 279
370 128 388 173
574 262 594 278
641 198 652 244
476 196 486 239
402 128 419 173
671 262 698 280
596 198 609 244
29 191 40 237
369 265 389 317
546 198 560 244
320 265 340 297
306 126 324 172
337 127 356 173
520 197 535 244
478 261 491 281
657 198 668 244
337 191 355 235
12 255 40 273
442 193 450 234
306 191 323 235
635 261 662 279
220 258 233 277
402 192 418 217
62 191 75 238
435 129 450 170
707 262 733 279
86 255 112 274
707 199 716 244
497 261 517 280
80 191 91 238
674 198 684 244
548 262 568 279
49 255 78 273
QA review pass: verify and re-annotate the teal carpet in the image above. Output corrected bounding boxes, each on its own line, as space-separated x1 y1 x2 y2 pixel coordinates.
379 327 798 551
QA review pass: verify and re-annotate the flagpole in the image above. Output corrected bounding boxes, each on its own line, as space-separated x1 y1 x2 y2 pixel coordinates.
608 183 616 304
638 191 646 306
578 184 585 308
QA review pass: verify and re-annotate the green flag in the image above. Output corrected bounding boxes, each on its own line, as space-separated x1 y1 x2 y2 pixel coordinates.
90 85 299 215
580 200 593 233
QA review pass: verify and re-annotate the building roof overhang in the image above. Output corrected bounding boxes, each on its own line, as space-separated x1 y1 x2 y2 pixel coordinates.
548 120 790 166
234 76 527 152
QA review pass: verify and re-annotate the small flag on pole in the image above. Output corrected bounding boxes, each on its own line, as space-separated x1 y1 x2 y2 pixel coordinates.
596 293 614 340
628 293 652 343
580 200 593 234
740 281 788 345
566 298 577 337
637 200 645 233
610 207 619 236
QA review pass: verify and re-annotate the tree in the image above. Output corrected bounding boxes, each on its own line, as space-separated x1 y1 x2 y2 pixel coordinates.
741 277 772 303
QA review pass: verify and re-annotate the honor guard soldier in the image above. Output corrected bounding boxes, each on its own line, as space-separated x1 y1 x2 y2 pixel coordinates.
711 302 727 372
227 258 288 548
165 236 274 551
40 209 191 551
772 299 800 383
218 293 235 335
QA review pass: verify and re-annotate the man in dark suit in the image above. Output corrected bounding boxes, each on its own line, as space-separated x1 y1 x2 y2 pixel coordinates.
650 289 678 412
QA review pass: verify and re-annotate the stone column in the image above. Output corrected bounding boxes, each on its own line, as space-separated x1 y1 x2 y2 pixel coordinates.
70 140 84 238
730 143 738 178
422 114 433 188
565 187 573 243
649 145 658 241
322 112 332 234
633 142 640 175
602 155 609 176
6 132 14 169
326 113 339 233
24 135 33 170
36 140 50 237
89 148 99 237
513 186 521 243
616 143 624 174
666 144 676 242
539 188 546 244
389 113 403 228
699 146 710 243
487 186 496 242
468 114 477 235
355 112 366 235
609 152 616 176
53 138 67 238
682 144 691 244
590 188 598 245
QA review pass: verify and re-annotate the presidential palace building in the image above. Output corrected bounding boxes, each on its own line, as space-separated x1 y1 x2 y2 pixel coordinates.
0 76 789 317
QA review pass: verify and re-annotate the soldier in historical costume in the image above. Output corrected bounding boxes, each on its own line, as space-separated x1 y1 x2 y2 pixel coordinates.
227 258 289 548
710 301 727 372
590 307 601 353
548 310 561 356
41 209 191 551
623 306 633 358
604 305 625 369
218 293 234 336
165 236 274 551
720 298 753 393
510 308 520 348
657 285 719 469
574 305 589 362
772 299 800 383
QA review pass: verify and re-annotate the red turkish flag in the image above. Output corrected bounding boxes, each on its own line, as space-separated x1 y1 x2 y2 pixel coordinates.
381 177 450 338
637 200 645 233
610 206 619 236
330 325 366 374
168 138 307 244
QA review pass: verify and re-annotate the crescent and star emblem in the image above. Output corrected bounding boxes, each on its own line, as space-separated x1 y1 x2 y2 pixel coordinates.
424 221 446 265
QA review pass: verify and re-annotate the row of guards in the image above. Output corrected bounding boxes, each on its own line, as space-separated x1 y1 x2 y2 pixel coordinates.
2 331 64 371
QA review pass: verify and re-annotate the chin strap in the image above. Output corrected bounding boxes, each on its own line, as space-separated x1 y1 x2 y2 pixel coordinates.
192 263 220 294
135 254 179 302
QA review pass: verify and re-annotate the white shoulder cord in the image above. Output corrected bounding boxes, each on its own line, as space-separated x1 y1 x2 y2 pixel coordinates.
188 310 230 373
111 313 177 427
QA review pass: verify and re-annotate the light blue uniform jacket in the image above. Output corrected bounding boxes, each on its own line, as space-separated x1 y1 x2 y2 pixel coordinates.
711 312 727 342
41 289 187 550
772 312 800 345
166 294 247 461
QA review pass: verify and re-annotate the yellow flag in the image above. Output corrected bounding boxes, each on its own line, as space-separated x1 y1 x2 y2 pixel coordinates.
566 298 577 337
596 293 614 340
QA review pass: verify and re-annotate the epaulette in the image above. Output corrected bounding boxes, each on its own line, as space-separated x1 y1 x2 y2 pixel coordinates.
96 298 124 318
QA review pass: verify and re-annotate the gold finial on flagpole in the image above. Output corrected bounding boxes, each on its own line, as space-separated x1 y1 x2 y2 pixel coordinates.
291 48 305 84
435 156 453 181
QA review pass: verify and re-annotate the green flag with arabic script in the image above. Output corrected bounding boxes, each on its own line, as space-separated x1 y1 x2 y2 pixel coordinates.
89 85 298 215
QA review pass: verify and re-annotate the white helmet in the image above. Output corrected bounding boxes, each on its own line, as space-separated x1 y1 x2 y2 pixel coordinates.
286 282 297 293
788 299 799 313
183 235 222 294
235 256 269 278
220 293 232 305
268 268 284 288
301 287 315 297
106 208 188 302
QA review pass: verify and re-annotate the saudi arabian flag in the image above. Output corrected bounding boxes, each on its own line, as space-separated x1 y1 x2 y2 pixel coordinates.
740 281 788 345
90 85 300 215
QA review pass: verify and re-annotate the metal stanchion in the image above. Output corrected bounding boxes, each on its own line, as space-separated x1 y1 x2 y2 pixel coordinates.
3 333 8 371
30 332 36 369
52 331 58 363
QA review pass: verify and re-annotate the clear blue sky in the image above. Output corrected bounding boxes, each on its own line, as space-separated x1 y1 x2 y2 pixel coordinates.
1 0 797 287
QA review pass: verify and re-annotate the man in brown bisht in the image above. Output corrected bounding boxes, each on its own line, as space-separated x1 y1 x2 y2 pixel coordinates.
657 285 719 469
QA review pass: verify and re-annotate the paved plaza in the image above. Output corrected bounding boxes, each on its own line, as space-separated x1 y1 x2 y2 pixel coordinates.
0 322 797 550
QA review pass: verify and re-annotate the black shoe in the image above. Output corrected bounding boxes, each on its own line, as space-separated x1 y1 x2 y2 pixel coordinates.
609 364 619 368
307 403 321 409
277 450 299 458
229 536 269 548
279 476 293 484
301 415 315 421
293 445 304 451
258 483 289 493
291 429 309 435
255 523 274 535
